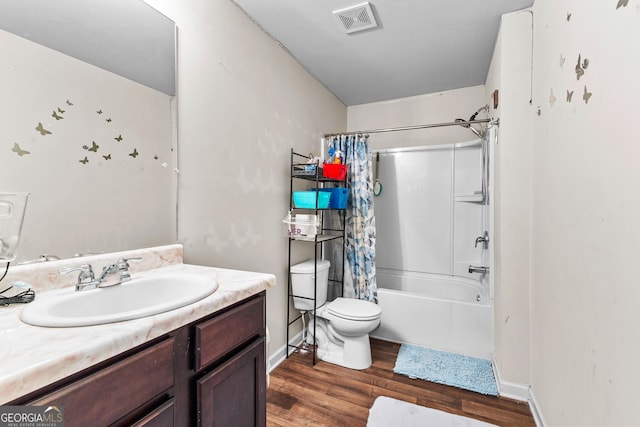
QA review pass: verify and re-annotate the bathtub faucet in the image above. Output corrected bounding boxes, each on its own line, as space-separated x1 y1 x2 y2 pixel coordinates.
468 265 489 274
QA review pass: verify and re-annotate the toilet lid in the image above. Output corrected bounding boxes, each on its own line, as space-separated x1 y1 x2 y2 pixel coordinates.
326 298 381 321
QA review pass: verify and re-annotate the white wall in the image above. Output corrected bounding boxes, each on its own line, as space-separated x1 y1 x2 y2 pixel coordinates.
0 29 175 261
142 0 347 361
528 1 640 425
489 1 640 425
485 11 534 397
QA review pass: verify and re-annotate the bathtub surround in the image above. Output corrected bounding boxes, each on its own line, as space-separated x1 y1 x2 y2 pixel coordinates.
368 136 492 361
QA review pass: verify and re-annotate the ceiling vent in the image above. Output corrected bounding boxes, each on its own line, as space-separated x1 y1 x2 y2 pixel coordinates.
333 2 378 34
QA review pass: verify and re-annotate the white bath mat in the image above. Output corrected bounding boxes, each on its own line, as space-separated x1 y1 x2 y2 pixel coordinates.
367 396 498 427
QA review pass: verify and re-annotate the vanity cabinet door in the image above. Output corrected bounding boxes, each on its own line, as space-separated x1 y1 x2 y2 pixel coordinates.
197 337 266 427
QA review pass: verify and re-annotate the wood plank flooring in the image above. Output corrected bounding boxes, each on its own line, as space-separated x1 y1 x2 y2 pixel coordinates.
267 339 535 427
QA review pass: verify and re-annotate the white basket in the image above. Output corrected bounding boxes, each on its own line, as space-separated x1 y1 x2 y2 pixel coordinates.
282 212 319 240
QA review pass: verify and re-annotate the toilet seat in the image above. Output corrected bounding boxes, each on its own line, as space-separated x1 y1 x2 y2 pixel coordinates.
326 297 381 321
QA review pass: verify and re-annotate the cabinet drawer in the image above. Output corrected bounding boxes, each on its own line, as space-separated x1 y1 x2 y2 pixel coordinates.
30 337 174 427
195 294 265 371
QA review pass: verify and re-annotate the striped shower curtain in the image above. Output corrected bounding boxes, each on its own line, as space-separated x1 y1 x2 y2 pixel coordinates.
329 135 377 303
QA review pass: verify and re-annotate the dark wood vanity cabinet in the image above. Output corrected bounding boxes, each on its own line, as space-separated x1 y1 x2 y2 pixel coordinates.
193 294 267 426
11 291 267 427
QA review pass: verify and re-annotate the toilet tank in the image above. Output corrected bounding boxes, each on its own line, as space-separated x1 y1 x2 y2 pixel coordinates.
290 259 330 310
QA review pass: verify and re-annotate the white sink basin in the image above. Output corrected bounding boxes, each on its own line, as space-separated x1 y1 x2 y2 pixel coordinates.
20 272 219 327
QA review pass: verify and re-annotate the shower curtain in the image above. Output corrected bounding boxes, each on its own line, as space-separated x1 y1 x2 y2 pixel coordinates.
328 135 377 303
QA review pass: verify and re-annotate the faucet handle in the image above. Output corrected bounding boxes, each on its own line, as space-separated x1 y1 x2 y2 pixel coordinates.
60 264 97 290
116 257 142 282
116 257 142 269
59 264 94 281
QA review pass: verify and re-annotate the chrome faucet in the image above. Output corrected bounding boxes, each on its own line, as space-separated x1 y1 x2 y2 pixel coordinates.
475 231 489 249
98 257 142 286
468 265 490 274
60 257 142 291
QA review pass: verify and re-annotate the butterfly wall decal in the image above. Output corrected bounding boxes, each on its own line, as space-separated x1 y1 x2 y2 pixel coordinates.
617 0 629 8
114 135 123 142
35 122 52 136
566 13 572 21
106 118 112 123
12 143 30 156
79 156 89 164
52 110 64 120
97 109 103 115
559 55 566 68
103 154 112 160
583 86 592 104
129 148 139 158
88 141 99 152
66 99 73 106
575 54 585 80
549 88 556 107
57 107 65 114
566 90 574 102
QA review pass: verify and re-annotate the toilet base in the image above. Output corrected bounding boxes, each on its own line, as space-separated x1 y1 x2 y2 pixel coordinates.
307 318 373 370
317 334 372 370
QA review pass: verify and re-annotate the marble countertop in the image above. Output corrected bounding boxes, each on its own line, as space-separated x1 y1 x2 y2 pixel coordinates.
0 245 276 404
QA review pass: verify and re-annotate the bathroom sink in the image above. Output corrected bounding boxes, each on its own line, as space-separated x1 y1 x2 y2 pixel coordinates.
20 272 219 327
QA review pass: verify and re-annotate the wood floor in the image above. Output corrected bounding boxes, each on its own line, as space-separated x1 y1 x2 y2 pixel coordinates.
267 339 535 427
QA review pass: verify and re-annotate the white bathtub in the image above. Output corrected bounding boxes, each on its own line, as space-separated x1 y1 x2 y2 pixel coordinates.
371 269 493 359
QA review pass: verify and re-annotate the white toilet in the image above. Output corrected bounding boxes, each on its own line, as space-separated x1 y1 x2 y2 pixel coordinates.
291 259 382 370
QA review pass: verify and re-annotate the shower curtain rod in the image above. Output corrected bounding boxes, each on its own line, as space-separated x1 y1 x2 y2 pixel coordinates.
323 118 494 138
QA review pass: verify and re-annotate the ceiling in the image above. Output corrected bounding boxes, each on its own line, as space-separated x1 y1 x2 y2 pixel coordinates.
233 0 534 106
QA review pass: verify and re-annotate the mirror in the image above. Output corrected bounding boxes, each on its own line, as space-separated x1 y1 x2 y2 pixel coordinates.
0 0 175 96
0 0 177 263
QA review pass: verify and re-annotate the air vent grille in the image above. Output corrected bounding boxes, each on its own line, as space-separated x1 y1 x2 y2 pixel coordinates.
333 2 378 34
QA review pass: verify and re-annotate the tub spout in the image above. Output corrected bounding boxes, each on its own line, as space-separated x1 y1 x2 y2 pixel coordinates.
469 265 489 274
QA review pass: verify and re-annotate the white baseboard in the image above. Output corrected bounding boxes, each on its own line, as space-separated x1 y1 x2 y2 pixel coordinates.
492 358 545 427
528 388 546 427
492 358 530 401
268 331 303 374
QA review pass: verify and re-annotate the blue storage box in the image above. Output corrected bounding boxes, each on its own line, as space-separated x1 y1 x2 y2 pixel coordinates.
293 191 331 209
312 188 349 209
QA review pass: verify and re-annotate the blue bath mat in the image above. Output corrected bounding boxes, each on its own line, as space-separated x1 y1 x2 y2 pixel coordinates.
393 344 498 396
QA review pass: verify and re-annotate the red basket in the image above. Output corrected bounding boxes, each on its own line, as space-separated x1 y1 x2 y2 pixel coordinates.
323 164 348 181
